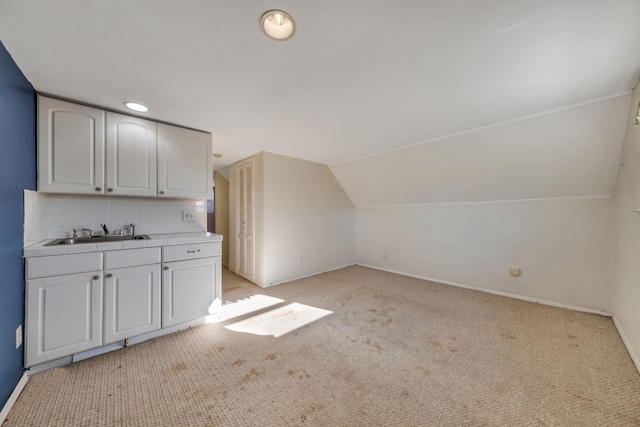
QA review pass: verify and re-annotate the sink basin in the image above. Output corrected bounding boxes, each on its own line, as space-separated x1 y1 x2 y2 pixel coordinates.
45 235 150 246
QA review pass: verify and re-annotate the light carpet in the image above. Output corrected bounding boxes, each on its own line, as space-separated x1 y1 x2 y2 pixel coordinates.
5 266 640 426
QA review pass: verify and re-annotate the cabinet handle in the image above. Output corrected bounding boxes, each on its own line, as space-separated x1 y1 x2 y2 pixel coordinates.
159 191 165 195
95 187 101 192
163 266 169 270
92 275 100 280
107 188 113 192
187 249 201 253
106 273 113 278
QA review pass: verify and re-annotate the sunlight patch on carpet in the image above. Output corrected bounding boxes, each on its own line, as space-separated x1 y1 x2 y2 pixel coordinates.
207 294 285 324
224 302 333 338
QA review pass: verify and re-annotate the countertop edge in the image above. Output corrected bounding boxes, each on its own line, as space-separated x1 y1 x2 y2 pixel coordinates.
24 232 223 257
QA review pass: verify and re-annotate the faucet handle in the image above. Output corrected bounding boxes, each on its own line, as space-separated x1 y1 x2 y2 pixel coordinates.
72 228 78 239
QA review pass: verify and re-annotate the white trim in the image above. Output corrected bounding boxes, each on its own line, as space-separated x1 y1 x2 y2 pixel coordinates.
27 356 72 375
126 317 207 346
612 316 640 375
263 271 322 287
262 264 356 287
357 195 612 209
356 263 612 317
330 91 633 166
73 342 123 362
0 372 28 425
323 263 356 273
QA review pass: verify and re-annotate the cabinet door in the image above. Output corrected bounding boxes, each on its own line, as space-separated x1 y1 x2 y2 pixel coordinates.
236 158 255 281
25 272 103 367
38 96 105 195
106 112 157 197
157 123 212 199
104 264 161 344
162 256 221 327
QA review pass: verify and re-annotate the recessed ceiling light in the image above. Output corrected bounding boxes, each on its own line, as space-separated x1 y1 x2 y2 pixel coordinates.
124 101 149 112
260 10 296 41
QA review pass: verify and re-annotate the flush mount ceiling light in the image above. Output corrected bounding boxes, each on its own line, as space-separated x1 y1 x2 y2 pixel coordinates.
124 101 149 112
260 10 296 41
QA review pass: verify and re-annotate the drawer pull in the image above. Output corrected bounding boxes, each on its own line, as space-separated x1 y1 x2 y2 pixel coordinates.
92 275 100 280
164 266 169 270
187 249 201 253
106 273 113 278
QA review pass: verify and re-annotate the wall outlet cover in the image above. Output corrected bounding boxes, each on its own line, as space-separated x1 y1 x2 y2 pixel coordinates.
182 210 194 222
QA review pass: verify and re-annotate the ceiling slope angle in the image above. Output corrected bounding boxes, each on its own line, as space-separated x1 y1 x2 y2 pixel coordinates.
330 94 631 207
0 0 639 169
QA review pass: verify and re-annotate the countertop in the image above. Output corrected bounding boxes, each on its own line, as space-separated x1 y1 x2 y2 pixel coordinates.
24 232 223 257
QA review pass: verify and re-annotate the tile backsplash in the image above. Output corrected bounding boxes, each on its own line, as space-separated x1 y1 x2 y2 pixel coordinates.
24 190 207 246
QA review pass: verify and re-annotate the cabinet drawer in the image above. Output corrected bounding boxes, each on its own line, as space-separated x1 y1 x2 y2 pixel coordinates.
162 242 221 262
25 252 103 279
104 247 161 269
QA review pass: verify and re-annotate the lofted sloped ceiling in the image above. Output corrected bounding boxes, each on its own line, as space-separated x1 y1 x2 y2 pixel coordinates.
0 1 639 174
331 94 631 206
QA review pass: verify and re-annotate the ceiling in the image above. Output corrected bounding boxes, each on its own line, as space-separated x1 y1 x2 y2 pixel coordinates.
1 1 639 171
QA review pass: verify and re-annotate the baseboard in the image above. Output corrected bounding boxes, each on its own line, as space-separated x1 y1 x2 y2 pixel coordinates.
355 263 612 317
0 372 28 425
262 264 356 287
126 317 207 346
612 316 640 375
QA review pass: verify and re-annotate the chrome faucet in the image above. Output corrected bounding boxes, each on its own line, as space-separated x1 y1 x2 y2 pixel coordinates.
82 228 95 238
120 223 136 236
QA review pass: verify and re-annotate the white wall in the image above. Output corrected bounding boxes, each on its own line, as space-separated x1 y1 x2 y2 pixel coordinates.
261 152 355 286
612 82 640 370
229 152 356 287
357 197 613 313
24 191 206 245
331 95 630 207
328 95 632 314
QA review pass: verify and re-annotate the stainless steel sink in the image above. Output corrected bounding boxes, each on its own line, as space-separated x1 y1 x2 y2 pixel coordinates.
45 235 150 246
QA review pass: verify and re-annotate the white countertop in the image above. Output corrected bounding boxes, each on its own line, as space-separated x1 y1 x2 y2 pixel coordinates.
24 232 223 257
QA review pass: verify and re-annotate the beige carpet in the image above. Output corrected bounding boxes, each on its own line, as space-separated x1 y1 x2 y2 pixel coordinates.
5 266 640 426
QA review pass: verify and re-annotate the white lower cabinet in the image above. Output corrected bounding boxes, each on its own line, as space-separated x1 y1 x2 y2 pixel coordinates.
103 264 161 345
25 272 103 367
162 256 221 327
24 239 221 369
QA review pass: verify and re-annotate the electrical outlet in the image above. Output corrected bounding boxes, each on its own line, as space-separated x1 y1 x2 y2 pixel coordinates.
16 324 22 349
182 210 194 222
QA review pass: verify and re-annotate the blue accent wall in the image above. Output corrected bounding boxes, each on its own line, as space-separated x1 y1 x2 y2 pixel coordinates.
0 41 36 409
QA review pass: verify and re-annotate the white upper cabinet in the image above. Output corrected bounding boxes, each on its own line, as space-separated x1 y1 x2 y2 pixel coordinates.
158 123 212 199
106 112 157 197
38 96 105 195
38 96 212 199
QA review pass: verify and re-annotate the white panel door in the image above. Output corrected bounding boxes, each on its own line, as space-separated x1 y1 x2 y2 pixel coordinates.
103 264 161 344
105 112 157 197
236 159 254 281
162 256 220 327
157 123 212 199
25 272 103 367
37 96 105 195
